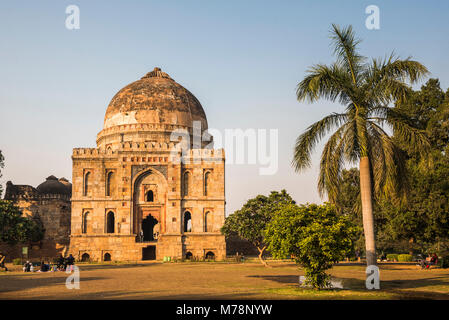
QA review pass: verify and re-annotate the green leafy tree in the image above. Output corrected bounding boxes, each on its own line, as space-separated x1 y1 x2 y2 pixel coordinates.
395 79 449 154
381 80 449 253
334 168 361 218
293 24 429 266
0 150 45 245
221 190 295 267
266 203 357 289
0 200 44 245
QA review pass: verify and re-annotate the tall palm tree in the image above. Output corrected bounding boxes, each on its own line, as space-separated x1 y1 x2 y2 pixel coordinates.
293 24 429 266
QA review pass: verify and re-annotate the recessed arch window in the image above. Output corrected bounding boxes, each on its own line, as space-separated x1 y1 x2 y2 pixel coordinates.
183 171 190 197
205 251 215 260
146 190 154 202
184 211 192 233
84 172 91 196
82 211 89 234
204 171 211 196
106 171 114 196
204 211 210 232
106 211 115 233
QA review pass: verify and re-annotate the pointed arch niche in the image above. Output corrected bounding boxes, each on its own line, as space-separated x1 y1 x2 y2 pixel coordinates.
131 168 168 237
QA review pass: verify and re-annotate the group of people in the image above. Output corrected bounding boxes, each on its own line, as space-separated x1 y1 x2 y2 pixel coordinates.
22 254 76 273
419 253 438 269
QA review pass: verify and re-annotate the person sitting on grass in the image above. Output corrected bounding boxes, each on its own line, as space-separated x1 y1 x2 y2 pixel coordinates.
0 252 8 271
430 253 438 266
23 260 31 272
66 254 75 271
57 255 65 271
420 253 438 269
39 261 50 272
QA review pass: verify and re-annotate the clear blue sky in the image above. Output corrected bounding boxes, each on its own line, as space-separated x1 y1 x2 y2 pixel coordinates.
1 1 449 214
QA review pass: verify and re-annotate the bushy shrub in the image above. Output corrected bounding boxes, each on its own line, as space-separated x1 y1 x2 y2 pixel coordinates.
12 258 22 265
266 203 357 289
386 254 398 262
397 254 412 262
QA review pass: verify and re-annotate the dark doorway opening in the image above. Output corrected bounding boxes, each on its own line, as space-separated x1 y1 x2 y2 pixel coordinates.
104 253 111 261
81 253 90 262
142 215 158 241
185 252 193 260
142 246 156 260
205 251 215 260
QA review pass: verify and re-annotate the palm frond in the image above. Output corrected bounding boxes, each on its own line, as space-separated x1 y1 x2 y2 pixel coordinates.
368 106 430 154
296 63 354 104
368 121 409 201
363 55 429 104
330 24 366 85
293 112 348 171
318 123 350 200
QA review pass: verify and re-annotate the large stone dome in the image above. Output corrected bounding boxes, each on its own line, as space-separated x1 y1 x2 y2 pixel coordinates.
36 176 71 196
103 68 208 130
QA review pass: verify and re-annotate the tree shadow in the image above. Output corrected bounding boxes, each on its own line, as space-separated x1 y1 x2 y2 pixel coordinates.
13 288 262 300
0 274 106 295
247 274 299 284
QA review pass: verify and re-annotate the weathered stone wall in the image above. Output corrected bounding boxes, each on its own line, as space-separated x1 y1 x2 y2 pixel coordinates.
68 146 226 261
1 186 71 261
69 235 140 261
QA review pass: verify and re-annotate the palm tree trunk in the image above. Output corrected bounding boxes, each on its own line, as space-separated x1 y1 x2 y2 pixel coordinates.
359 156 377 266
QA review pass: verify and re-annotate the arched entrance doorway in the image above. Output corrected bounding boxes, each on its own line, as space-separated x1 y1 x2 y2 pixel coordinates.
142 215 159 241
132 169 167 238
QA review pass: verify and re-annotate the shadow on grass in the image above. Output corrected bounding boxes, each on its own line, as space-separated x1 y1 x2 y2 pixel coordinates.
0 274 106 294
248 274 299 284
17 289 261 300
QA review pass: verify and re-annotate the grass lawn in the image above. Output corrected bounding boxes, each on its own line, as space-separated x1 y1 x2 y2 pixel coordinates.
1 260 449 299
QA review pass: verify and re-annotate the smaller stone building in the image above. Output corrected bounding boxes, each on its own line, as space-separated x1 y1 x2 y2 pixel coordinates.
0 176 71 260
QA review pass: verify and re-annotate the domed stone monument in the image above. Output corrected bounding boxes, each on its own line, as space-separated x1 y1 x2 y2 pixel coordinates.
69 68 226 262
